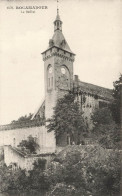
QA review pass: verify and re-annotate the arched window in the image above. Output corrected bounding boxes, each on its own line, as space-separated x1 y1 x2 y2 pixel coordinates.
60 65 70 90
51 77 53 86
47 65 53 90
13 138 16 147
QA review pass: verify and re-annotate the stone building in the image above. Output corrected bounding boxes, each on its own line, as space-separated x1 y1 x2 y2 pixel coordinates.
0 9 113 169
4 145 54 171
33 9 113 144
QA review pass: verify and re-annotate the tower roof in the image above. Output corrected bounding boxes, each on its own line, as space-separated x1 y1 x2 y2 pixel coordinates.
42 8 74 55
55 9 61 21
50 30 73 53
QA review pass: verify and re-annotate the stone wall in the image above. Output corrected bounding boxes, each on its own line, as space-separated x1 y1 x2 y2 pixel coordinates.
76 93 110 130
43 47 74 120
0 126 55 153
4 145 55 171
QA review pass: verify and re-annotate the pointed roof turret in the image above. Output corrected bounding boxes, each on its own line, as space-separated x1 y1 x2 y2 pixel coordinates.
54 8 62 32
55 8 61 21
42 1 75 55
50 6 73 53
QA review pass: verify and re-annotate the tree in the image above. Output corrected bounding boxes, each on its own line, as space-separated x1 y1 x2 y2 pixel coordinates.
11 113 33 124
91 108 120 149
0 159 49 192
111 74 122 124
18 135 40 154
47 146 120 196
92 107 114 125
46 92 86 145
28 159 49 190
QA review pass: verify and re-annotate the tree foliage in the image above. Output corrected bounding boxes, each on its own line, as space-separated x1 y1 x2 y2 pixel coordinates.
47 146 120 196
11 113 33 124
0 146 120 196
92 107 114 125
18 135 39 154
46 92 86 144
0 159 48 192
111 74 122 124
28 158 49 190
91 107 120 149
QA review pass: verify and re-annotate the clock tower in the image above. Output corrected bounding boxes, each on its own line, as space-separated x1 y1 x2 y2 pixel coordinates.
42 9 75 121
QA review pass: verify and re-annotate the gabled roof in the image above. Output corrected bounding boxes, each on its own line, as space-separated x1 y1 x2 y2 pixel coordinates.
32 81 113 120
79 81 113 100
31 99 45 120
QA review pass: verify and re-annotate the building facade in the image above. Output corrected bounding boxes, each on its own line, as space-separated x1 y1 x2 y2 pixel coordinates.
0 10 113 169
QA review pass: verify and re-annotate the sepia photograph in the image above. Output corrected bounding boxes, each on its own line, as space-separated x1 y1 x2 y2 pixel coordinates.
0 0 121 195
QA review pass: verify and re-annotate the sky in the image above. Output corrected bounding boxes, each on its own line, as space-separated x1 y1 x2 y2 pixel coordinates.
0 0 122 125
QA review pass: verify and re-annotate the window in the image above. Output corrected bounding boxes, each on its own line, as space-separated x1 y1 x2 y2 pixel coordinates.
48 78 50 87
51 77 53 86
47 65 53 90
13 138 16 147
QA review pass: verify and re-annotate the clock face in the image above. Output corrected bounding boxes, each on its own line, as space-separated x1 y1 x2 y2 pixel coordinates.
57 75 70 90
61 67 66 74
56 66 70 90
49 66 52 73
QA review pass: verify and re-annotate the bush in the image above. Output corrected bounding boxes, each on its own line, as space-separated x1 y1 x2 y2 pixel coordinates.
0 159 49 192
28 159 49 190
0 147 120 196
91 108 120 149
18 135 40 154
48 183 75 196
47 146 121 196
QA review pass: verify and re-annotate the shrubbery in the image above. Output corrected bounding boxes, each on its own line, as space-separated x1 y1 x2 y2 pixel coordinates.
46 146 120 196
91 107 120 149
0 146 120 196
1 76 121 195
18 135 40 154
0 159 48 192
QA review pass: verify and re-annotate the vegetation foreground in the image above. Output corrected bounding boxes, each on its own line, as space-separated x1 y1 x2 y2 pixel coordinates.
0 145 121 196
0 75 121 196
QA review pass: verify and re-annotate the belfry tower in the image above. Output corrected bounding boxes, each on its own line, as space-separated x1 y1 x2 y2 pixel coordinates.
42 9 75 122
